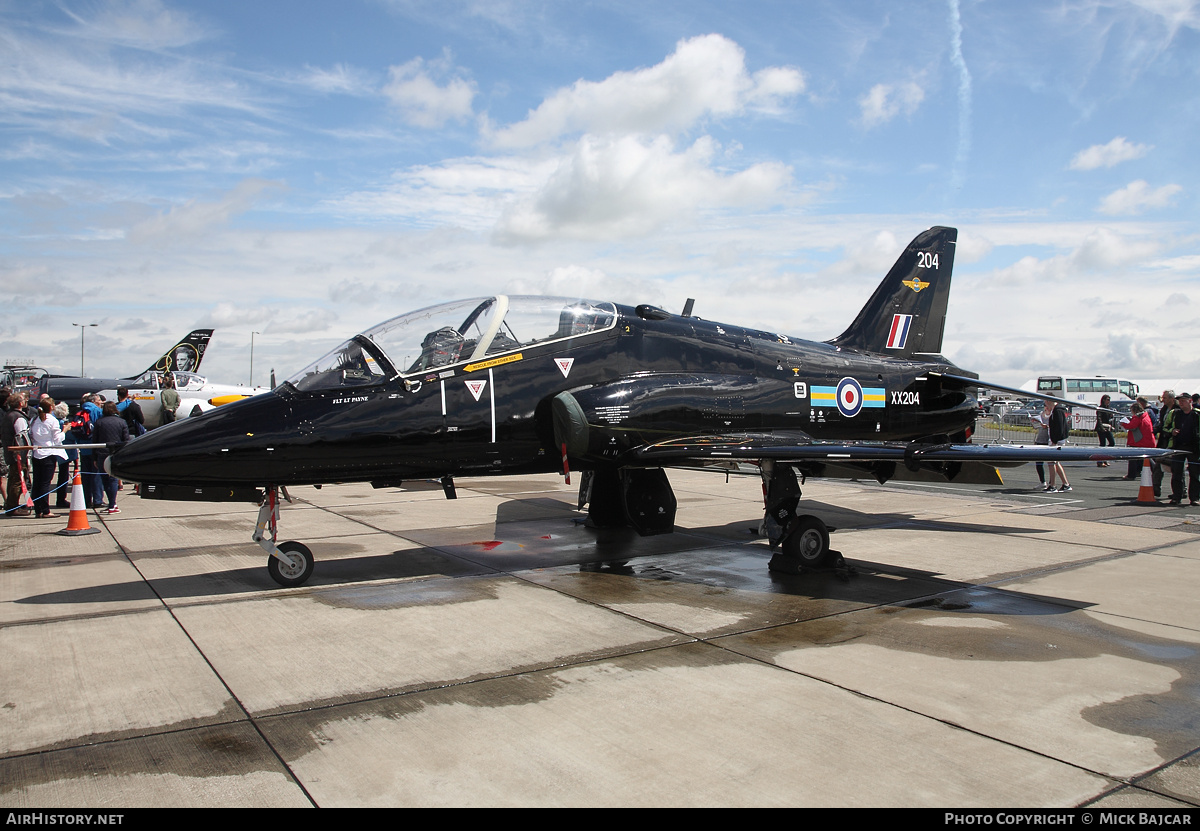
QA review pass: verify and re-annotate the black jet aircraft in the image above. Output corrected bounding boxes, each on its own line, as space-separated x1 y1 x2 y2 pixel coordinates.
107 227 1172 586
38 329 214 410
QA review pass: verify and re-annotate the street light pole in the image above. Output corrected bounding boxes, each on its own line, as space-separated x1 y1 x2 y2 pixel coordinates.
72 323 98 375
250 331 260 387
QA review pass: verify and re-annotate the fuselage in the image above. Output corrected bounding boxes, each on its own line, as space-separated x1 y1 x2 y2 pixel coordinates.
108 298 978 489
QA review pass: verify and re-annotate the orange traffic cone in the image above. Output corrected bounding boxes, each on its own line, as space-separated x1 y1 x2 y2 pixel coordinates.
57 470 100 536
1135 459 1158 504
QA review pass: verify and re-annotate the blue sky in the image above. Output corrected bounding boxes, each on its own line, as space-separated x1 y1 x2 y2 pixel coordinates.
2 0 1197 388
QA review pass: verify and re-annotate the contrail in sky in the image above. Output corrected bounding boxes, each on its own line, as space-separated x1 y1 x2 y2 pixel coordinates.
948 0 972 193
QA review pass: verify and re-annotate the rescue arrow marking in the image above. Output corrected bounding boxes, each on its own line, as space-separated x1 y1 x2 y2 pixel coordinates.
464 352 522 373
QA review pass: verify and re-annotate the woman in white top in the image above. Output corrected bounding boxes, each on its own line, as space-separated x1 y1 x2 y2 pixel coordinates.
1031 400 1072 492
1030 401 1051 489
30 398 67 518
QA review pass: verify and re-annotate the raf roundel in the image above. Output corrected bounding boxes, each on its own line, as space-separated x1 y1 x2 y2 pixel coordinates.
835 377 864 417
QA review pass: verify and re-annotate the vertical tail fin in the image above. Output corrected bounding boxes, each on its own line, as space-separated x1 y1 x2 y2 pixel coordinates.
131 329 214 377
828 226 957 356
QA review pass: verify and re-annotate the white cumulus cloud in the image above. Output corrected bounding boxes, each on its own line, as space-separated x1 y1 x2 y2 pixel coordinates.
1105 331 1164 368
823 230 903 277
384 54 476 128
1069 137 1151 171
1098 180 1182 215
982 228 1163 286
493 134 791 242
337 36 805 244
858 81 925 129
202 302 276 328
488 34 804 147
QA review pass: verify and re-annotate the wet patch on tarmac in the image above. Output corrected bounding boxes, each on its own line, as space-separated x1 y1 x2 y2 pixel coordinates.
0 722 310 808
168 576 688 717
2 698 248 760
518 549 967 637
1130 749 1200 806
257 640 1105 807
0 552 126 571
1082 671 1200 766
718 586 1200 778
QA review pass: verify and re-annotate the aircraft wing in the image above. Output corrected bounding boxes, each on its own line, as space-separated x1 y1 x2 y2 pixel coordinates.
628 432 1178 468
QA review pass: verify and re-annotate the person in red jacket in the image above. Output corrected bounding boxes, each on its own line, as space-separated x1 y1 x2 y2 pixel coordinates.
1121 402 1157 481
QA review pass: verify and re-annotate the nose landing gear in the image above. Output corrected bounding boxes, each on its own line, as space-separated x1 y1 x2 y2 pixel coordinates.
254 486 315 586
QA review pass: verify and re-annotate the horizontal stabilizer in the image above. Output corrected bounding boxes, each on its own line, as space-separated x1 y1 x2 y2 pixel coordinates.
938 373 1120 413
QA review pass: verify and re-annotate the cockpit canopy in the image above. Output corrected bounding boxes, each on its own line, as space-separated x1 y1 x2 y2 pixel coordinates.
286 296 617 392
127 369 208 391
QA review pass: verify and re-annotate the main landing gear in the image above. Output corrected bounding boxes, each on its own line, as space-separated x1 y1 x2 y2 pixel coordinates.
760 461 849 576
254 486 315 587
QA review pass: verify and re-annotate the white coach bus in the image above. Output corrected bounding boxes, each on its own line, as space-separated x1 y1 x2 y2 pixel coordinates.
1033 375 1140 430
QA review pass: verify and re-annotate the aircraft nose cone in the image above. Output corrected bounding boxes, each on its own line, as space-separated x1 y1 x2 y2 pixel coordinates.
108 390 286 487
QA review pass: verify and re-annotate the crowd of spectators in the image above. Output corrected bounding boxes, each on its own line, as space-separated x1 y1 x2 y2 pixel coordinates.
1145 390 1200 505
1 384 147 518
1079 388 1200 504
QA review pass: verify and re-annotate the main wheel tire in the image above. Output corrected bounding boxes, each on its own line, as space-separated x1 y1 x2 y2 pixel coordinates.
782 515 831 568
267 540 315 586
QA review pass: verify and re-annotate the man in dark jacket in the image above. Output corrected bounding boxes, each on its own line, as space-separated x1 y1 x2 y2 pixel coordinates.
1169 393 1200 506
3 391 32 516
116 387 145 437
1152 390 1179 494
93 402 130 513
0 388 10 514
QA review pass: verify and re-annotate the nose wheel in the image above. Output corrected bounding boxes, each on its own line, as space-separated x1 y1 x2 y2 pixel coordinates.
267 540 315 586
254 486 316 587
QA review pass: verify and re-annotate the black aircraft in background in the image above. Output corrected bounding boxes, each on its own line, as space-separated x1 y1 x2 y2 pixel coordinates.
108 227 1172 586
37 329 214 410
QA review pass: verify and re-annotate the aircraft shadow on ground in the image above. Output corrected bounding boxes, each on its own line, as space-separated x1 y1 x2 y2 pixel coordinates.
685 497 1061 539
16 550 1090 619
17 496 1090 614
14 547 491 605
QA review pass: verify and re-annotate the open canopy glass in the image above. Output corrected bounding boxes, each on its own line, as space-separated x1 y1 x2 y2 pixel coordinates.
285 296 617 392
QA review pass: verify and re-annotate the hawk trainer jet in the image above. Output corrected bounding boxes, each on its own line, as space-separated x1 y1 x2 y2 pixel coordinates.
107 227 1173 586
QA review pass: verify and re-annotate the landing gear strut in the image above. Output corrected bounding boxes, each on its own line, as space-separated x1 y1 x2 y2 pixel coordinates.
760 461 844 574
254 486 315 587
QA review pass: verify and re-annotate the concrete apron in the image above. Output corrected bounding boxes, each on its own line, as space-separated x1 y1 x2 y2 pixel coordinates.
2 471 1199 807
